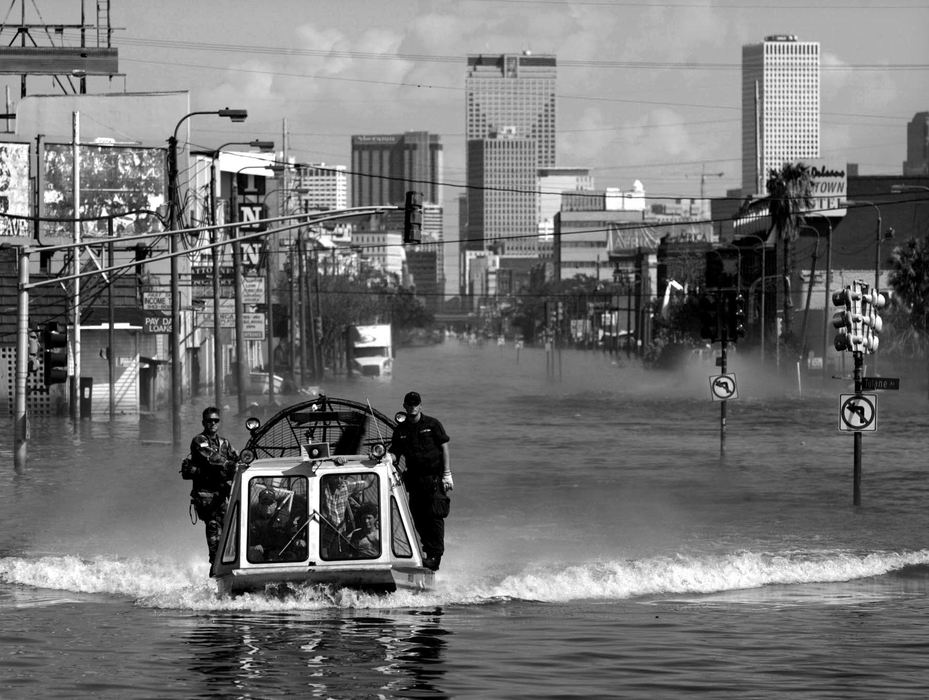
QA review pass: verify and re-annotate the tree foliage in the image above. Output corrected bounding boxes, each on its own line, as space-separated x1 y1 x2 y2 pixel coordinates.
886 234 929 358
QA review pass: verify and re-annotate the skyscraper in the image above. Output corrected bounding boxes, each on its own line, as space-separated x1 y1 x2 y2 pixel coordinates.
466 52 557 168
350 131 442 207
467 136 538 255
464 52 556 253
741 35 820 196
903 111 929 176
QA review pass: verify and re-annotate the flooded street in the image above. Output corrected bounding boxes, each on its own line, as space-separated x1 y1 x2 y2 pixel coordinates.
2 340 929 698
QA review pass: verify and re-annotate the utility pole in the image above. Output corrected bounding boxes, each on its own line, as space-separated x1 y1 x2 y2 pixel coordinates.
209 156 223 410
71 111 81 421
14 247 29 472
231 173 248 415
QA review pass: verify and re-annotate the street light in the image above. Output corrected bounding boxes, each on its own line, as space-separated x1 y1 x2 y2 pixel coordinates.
805 214 834 384
891 184 929 195
204 140 274 410
167 107 248 446
797 224 823 370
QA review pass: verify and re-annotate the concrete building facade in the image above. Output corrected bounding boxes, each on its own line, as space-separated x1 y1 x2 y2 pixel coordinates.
294 163 348 211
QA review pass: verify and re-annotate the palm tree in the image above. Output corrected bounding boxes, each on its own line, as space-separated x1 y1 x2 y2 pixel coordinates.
763 162 814 340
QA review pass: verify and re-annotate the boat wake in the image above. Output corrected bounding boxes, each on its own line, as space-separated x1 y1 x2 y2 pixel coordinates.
2 548 929 610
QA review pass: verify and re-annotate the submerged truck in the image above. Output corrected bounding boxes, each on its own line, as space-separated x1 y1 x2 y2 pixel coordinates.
349 324 393 377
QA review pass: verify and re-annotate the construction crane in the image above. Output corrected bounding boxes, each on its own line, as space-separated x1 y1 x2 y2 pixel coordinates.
684 168 724 199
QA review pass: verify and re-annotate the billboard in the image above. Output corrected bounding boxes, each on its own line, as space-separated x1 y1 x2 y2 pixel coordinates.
0 142 32 241
42 143 167 240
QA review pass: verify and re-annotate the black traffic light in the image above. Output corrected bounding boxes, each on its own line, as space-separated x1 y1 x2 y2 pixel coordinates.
728 293 746 341
42 321 69 385
832 283 865 352
832 287 852 351
699 294 720 342
403 190 423 244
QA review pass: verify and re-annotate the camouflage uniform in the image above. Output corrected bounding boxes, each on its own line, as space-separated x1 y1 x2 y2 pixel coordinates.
188 430 238 564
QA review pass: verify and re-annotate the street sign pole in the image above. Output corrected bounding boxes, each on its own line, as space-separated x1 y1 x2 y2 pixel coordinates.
853 351 863 506
720 339 727 459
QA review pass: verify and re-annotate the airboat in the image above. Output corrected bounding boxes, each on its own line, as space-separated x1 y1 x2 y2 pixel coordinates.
209 394 435 595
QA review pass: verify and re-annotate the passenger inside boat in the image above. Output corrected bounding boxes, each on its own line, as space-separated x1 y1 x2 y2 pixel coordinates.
246 479 308 563
348 503 380 558
319 473 378 560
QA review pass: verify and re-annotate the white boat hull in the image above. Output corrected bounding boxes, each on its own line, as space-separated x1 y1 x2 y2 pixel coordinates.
209 396 439 596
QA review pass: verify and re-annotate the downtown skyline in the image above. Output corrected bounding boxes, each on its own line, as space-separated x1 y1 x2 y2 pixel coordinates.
2 1 918 204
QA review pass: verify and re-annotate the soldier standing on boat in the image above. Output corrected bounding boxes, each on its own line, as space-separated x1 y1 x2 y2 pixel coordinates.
388 391 453 571
187 406 239 564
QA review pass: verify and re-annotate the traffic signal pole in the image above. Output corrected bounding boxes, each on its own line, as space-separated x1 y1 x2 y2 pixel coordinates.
832 279 883 506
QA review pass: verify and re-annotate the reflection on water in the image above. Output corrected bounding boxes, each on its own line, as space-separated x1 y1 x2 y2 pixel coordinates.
183 608 449 698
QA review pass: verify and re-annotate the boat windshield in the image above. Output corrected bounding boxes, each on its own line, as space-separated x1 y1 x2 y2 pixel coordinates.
319 472 381 561
246 476 309 564
353 346 388 358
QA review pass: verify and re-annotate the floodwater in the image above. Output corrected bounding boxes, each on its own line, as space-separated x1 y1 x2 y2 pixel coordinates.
1 340 928 698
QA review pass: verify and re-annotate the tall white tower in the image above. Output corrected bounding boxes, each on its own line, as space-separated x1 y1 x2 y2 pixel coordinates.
741 35 820 196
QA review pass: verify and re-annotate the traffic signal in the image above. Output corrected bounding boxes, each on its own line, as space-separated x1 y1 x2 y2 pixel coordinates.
41 321 69 385
314 316 323 339
849 281 865 352
403 190 423 244
860 287 886 354
831 283 865 352
699 294 720 342
27 328 39 373
728 293 746 340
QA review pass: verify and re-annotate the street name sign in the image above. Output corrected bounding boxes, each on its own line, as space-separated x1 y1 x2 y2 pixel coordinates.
861 377 899 391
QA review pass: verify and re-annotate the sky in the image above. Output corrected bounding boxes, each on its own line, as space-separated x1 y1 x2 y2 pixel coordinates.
3 0 927 285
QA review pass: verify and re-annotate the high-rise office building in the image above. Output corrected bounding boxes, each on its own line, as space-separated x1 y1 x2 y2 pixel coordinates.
467 136 538 256
903 111 929 176
464 52 556 255
741 35 820 196
350 131 442 207
466 52 556 168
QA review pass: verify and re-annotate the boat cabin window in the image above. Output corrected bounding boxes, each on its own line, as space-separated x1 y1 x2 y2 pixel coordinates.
246 476 309 564
390 496 413 558
219 503 239 564
319 473 380 561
